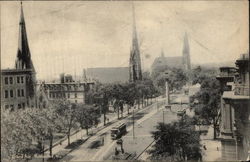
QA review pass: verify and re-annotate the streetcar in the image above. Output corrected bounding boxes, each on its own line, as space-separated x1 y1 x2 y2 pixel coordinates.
111 123 127 140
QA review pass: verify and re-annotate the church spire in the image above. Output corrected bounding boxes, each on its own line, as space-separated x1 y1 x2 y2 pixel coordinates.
15 2 34 71
161 48 165 57
129 3 142 82
182 32 191 71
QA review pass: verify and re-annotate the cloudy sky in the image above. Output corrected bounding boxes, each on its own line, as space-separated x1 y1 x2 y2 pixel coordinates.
1 1 249 80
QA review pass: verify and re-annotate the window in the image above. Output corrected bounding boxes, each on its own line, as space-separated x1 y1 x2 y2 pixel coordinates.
4 90 8 98
9 77 13 84
21 76 24 83
5 105 9 109
18 104 22 109
17 76 20 83
21 89 24 97
22 103 25 108
75 93 77 98
10 105 14 111
68 93 70 98
10 90 14 98
17 89 20 97
4 77 8 84
75 100 77 103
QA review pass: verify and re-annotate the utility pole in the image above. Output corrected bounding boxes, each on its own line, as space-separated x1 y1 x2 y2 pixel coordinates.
133 109 135 139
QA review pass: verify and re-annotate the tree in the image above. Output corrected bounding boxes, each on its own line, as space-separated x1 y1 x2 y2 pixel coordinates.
148 116 201 161
76 104 100 135
191 77 221 139
153 68 188 95
53 100 78 146
1 109 33 160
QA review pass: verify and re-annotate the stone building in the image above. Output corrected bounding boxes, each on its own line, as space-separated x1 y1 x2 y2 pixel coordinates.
216 53 250 161
129 5 142 82
151 33 191 73
39 74 94 104
1 3 36 110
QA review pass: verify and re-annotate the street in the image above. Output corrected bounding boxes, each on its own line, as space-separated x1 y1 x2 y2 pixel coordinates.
61 94 189 161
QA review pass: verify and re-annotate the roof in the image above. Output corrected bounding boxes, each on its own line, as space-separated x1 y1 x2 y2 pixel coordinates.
1 68 34 75
151 56 183 70
86 67 129 83
222 91 249 100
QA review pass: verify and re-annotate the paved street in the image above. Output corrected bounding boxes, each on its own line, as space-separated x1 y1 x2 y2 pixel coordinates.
62 99 167 161
60 95 188 161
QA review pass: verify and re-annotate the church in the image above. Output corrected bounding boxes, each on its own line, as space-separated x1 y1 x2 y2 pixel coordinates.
151 32 191 73
1 2 37 110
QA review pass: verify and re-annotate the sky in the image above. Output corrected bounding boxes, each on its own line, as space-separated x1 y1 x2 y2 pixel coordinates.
1 1 249 80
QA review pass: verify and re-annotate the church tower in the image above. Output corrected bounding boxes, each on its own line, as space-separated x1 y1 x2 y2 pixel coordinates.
16 2 36 106
15 2 35 71
182 32 191 71
129 4 142 82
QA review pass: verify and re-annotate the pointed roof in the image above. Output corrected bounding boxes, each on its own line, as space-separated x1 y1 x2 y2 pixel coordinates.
183 32 189 53
161 48 165 57
15 2 34 70
131 3 140 57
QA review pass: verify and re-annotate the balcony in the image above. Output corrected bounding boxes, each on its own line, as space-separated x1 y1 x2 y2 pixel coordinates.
234 84 249 96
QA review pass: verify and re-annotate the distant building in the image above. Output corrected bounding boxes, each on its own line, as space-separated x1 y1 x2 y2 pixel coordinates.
129 5 142 82
151 50 183 72
1 3 36 110
216 53 250 161
39 74 94 104
182 32 191 71
151 33 191 72
86 67 129 83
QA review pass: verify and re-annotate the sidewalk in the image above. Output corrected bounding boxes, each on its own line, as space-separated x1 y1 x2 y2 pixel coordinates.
201 126 222 161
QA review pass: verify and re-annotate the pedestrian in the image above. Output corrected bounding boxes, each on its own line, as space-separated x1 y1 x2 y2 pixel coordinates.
121 148 124 154
102 137 104 145
115 147 119 155
217 147 219 151
203 145 207 150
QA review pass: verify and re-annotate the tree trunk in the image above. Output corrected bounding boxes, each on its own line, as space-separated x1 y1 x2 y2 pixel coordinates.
117 106 119 119
67 133 70 146
49 134 53 157
104 109 106 126
213 119 217 139
138 99 140 109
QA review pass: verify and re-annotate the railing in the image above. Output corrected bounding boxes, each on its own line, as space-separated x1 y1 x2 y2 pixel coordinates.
234 84 249 96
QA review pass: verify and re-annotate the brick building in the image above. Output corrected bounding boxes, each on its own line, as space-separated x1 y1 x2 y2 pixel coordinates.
39 74 94 104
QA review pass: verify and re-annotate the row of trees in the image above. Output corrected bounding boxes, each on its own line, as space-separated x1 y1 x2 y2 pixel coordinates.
86 78 160 125
1 102 100 160
188 65 221 139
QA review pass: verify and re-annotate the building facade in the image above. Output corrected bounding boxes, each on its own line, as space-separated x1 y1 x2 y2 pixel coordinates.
217 53 250 161
39 74 94 104
1 3 36 110
129 5 142 82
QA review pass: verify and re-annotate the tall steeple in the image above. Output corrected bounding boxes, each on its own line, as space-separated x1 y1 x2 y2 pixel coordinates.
15 2 35 71
182 32 191 71
129 3 142 82
161 48 165 57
